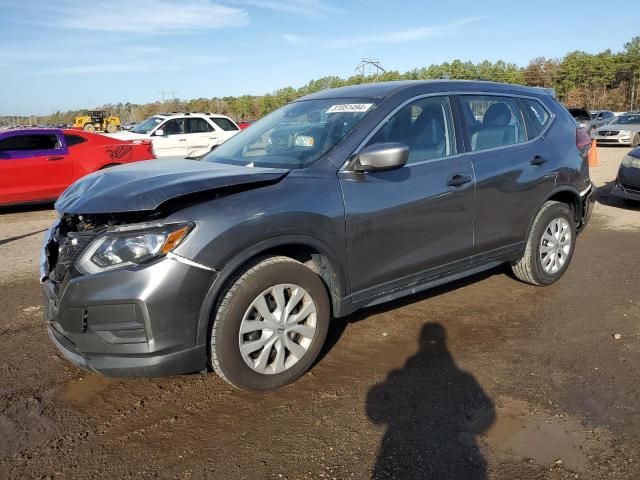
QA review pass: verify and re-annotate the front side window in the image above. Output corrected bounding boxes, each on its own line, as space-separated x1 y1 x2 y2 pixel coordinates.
187 118 213 134
205 98 378 169
160 119 186 136
210 117 240 131
367 96 456 163
460 95 527 151
0 134 61 152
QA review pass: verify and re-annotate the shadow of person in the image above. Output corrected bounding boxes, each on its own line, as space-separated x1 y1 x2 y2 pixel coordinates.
366 323 495 479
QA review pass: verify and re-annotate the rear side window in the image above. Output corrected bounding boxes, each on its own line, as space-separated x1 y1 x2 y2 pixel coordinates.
187 118 213 134
367 96 456 164
64 134 87 147
210 117 240 131
521 98 550 138
460 95 527 151
0 134 61 152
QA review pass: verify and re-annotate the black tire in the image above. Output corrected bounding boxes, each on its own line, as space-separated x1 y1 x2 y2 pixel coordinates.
83 123 96 132
209 256 330 391
632 133 640 148
511 201 576 286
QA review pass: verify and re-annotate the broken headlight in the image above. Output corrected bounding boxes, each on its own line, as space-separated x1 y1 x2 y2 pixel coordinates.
76 222 193 274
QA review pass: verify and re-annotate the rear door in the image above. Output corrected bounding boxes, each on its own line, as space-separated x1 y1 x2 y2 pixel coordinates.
186 117 216 157
339 95 475 301
152 118 188 157
0 132 71 204
457 94 556 262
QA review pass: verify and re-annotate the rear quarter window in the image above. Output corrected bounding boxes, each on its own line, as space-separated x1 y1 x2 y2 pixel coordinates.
210 117 240 131
64 134 88 147
521 98 551 139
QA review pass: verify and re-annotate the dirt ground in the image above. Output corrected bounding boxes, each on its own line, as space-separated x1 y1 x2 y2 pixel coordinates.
0 147 639 479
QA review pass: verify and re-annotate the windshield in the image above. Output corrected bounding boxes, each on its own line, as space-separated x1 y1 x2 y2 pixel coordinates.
569 108 590 121
608 114 640 125
204 98 378 169
131 116 163 134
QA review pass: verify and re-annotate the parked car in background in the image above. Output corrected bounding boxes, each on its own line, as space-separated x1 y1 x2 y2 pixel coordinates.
0 128 155 206
109 113 241 158
41 80 593 391
595 113 640 146
590 110 615 124
237 121 254 130
612 147 640 204
568 108 613 135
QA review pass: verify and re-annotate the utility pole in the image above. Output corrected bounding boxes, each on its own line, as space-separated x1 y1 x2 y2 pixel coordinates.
355 58 386 84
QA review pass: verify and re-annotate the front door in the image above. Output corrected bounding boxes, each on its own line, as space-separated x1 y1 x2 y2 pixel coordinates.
152 118 189 157
339 95 475 302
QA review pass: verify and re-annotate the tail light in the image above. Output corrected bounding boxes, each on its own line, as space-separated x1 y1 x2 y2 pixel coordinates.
576 128 591 149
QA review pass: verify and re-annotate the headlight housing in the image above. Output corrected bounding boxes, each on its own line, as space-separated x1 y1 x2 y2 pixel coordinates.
621 154 640 169
76 222 193 274
618 130 631 136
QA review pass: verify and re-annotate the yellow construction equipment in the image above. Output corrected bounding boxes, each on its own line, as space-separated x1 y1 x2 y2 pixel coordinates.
73 111 121 133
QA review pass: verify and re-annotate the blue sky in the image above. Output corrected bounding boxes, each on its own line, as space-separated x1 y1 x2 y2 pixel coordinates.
0 0 637 115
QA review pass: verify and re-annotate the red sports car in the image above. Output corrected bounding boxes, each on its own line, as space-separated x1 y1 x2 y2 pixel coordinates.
0 128 155 206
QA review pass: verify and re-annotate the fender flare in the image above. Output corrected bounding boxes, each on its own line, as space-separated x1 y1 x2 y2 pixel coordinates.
523 185 583 244
194 234 348 348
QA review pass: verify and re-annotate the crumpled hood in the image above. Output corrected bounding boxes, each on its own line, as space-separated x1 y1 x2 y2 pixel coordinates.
55 160 289 214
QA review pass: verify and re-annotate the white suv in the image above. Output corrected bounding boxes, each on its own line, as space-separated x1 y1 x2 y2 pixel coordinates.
109 113 241 158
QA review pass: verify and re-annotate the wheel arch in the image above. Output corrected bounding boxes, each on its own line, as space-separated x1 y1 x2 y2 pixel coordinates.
195 235 348 348
524 186 582 246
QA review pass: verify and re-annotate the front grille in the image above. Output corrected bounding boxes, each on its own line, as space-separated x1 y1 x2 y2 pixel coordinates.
45 227 96 287
599 131 618 136
622 183 640 195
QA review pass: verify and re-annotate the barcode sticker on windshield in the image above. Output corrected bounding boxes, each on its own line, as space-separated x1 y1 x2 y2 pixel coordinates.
326 103 373 114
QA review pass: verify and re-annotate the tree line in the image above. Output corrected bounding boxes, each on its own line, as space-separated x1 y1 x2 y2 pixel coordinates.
10 36 640 127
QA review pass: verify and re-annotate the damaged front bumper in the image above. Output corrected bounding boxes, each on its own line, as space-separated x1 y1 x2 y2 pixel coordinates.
40 225 216 377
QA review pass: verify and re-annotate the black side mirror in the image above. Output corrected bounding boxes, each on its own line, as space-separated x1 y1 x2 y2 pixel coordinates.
354 142 409 172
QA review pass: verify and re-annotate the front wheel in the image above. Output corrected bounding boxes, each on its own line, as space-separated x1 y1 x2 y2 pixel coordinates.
512 201 576 286
209 256 330 391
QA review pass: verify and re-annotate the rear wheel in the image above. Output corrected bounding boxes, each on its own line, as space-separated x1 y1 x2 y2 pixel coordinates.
105 123 117 134
209 256 330 391
512 201 576 286
83 123 96 132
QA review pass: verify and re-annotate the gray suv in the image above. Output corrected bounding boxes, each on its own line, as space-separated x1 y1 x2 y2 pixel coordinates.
41 81 594 391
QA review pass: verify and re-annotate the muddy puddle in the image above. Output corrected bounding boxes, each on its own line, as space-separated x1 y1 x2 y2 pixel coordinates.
58 374 118 405
484 398 589 472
